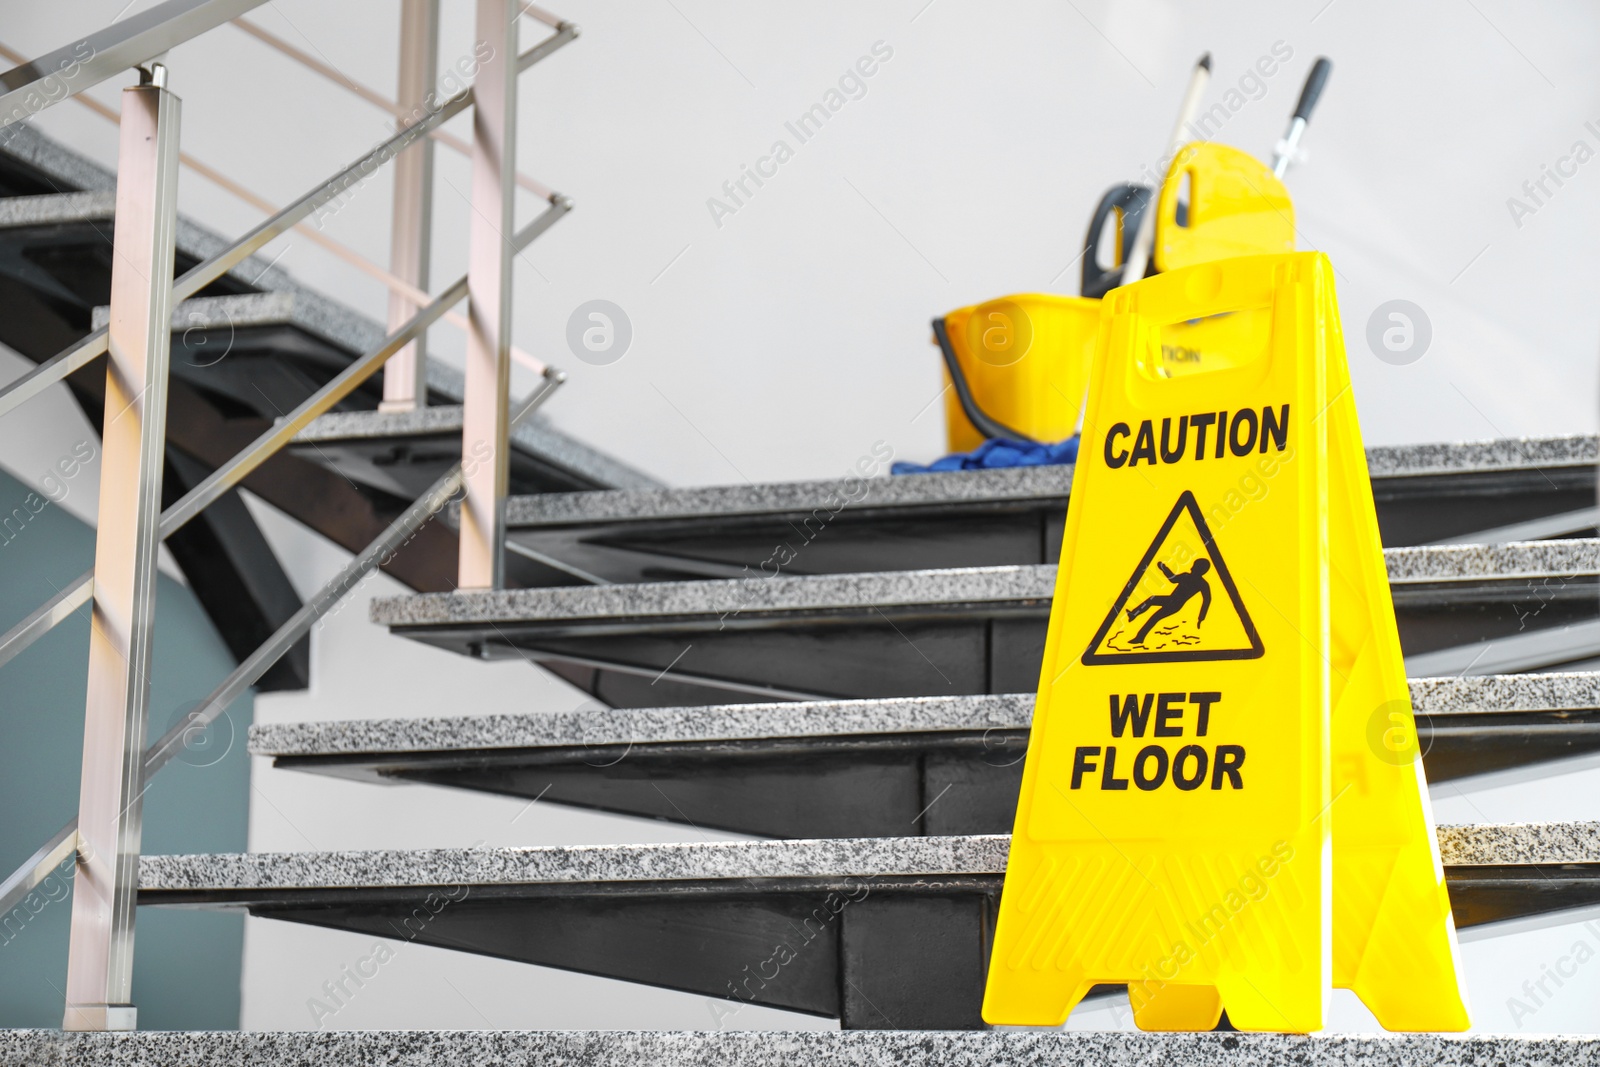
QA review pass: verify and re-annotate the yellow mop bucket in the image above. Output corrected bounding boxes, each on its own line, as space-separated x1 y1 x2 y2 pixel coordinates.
937 294 1100 453
936 145 1295 449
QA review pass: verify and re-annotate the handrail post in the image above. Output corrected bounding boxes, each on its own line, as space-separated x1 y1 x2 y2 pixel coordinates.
62 66 181 1033
380 0 439 413
458 0 518 589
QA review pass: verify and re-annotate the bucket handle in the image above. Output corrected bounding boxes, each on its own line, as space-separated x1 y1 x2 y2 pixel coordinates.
932 316 1038 444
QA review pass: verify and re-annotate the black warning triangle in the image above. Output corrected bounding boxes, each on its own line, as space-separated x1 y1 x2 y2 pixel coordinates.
1082 490 1265 665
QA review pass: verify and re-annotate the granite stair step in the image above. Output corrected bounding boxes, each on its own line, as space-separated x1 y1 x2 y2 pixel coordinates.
498 435 1600 585
137 823 1600 1030
250 673 1600 839
372 541 1600 708
295 404 660 508
87 294 656 498
8 1029 1600 1066
0 128 653 502
0 128 652 624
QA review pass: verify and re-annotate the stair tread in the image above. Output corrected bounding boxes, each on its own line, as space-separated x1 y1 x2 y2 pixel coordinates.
1368 433 1597 477
91 290 382 359
6 1029 1600 1063
507 465 1072 526
251 693 1035 756
297 405 662 492
371 542 1600 628
138 823 1600 891
0 188 114 226
83 291 660 491
3 126 659 493
248 671 1600 757
500 433 1598 531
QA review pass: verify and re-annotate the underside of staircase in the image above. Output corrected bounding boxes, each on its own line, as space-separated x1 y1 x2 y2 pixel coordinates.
0 125 657 692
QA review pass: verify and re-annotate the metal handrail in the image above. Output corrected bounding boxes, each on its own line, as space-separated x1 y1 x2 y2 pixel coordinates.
160 201 568 533
0 202 567 672
0 0 573 1022
0 84 464 423
0 370 564 924
0 577 95 671
0 21 571 423
228 16 576 201
0 0 269 126
0 35 561 379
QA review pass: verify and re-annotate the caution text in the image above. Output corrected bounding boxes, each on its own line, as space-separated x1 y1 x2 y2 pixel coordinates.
1104 405 1290 469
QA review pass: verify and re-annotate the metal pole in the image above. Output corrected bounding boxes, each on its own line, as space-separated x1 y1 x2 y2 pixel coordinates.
458 0 517 589
0 0 267 126
62 68 180 1033
0 374 564 930
381 0 439 412
0 201 572 674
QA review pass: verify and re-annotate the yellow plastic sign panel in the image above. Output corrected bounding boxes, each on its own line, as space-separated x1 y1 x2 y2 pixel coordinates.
1154 143 1295 275
941 294 1100 452
1324 308 1469 1031
982 253 1468 1033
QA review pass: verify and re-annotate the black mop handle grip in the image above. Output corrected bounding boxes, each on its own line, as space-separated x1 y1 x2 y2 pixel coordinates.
1294 57 1332 123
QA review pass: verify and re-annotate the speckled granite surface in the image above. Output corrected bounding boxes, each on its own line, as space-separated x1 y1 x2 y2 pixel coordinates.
0 189 114 227
3 127 328 300
139 836 1013 891
498 436 1600 530
298 405 474 442
4 1030 1597 1067
250 694 1037 756
1368 434 1598 477
4 125 658 494
1410 671 1600 714
114 292 656 491
294 403 663 491
138 824 1597 892
0 126 404 343
1385 539 1600 582
1438 821 1600 865
372 540 1600 627
371 565 1057 626
93 291 383 363
505 465 1074 527
252 673 1600 757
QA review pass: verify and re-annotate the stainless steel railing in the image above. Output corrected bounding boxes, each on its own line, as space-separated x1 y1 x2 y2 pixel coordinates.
0 0 570 1030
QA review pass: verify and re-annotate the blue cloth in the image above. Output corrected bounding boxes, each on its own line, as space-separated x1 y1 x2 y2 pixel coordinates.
892 435 1079 474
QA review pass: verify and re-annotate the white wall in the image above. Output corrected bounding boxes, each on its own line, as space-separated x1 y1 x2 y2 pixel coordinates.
17 0 1600 486
9 0 1600 1035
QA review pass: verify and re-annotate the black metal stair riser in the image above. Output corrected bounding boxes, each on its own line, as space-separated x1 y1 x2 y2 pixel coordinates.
272 705 1600 840
388 574 1600 709
504 465 1599 587
139 864 1600 1031
287 433 607 502
0 145 647 691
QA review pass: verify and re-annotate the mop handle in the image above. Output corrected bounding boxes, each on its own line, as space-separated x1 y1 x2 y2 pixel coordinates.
1273 57 1333 178
1121 53 1212 287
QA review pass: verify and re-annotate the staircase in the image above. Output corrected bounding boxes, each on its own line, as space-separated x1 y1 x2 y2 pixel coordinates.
0 122 656 692
2 1 1599 1060
204 436 1600 1045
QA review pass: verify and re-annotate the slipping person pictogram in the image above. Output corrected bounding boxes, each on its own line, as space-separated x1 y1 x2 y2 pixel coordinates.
1126 558 1211 645
1083 491 1263 665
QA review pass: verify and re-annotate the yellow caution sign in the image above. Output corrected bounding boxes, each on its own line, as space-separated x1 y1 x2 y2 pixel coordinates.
1324 308 1470 1031
983 253 1468 1033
